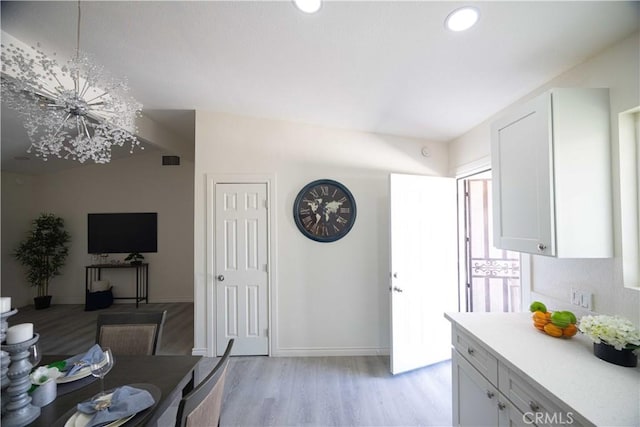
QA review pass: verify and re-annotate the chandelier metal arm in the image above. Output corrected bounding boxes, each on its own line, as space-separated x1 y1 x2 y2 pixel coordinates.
56 114 73 136
79 116 92 139
85 92 109 104
51 74 67 92
79 77 92 99
29 86 62 103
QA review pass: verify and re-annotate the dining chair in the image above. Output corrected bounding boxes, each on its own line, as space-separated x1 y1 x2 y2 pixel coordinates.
175 339 234 427
95 310 167 355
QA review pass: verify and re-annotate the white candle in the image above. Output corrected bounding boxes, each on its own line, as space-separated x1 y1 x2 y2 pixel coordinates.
6 323 33 344
0 297 11 313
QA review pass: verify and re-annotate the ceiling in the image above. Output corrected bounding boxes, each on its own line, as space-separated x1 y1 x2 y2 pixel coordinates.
1 1 639 175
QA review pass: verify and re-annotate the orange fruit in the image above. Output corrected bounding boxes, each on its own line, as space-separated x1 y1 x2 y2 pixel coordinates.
563 324 578 337
543 323 563 337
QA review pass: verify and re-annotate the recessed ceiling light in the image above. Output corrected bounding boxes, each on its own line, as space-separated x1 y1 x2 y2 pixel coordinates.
293 0 322 14
445 6 479 32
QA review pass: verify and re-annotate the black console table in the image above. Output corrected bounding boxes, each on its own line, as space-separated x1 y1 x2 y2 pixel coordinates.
85 263 149 307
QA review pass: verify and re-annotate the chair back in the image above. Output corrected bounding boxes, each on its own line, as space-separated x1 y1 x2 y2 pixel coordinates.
175 339 234 427
96 310 167 355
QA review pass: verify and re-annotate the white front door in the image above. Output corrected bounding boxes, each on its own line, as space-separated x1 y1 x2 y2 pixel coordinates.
390 174 458 374
215 182 269 356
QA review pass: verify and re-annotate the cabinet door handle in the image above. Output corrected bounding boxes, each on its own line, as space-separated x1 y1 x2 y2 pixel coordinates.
529 401 540 412
537 243 547 252
467 347 475 355
486 390 494 399
497 402 506 411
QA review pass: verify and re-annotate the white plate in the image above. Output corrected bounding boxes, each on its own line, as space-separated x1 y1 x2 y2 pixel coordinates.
64 411 134 427
56 355 108 384
64 392 135 427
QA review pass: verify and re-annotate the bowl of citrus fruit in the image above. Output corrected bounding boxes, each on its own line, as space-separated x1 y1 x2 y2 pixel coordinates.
530 301 577 338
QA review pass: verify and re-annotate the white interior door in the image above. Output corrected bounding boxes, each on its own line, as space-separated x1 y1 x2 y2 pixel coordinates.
215 183 269 356
390 174 458 374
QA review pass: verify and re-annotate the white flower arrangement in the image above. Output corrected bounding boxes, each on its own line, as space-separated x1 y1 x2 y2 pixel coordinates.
29 366 61 386
579 314 640 352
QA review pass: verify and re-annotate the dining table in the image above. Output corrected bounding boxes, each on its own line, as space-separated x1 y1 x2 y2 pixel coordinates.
27 354 202 427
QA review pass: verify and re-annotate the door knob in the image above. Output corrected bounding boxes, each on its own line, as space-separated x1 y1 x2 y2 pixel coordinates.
537 243 546 252
392 286 403 293
217 275 225 282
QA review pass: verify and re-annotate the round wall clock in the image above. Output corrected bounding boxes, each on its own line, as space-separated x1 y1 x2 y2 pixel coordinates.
293 179 357 242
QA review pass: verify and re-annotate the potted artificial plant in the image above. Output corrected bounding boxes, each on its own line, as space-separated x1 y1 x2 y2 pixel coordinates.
124 252 144 265
14 213 71 309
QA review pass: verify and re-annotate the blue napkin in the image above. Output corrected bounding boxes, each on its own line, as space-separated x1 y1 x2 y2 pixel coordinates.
77 385 155 427
64 344 104 377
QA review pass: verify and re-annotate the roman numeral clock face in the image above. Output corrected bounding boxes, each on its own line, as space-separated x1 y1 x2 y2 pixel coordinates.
293 179 357 242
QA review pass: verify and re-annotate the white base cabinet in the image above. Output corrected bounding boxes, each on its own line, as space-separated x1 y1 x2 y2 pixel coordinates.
453 350 530 427
451 326 579 427
491 88 612 257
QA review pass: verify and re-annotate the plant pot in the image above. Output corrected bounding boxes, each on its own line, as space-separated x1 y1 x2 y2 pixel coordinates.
593 342 638 367
130 261 142 265
30 378 57 407
33 295 52 310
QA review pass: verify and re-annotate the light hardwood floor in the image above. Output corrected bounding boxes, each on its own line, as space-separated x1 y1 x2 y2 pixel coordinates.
9 303 452 426
222 356 452 427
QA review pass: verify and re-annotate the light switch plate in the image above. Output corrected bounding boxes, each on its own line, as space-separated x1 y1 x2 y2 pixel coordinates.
570 288 593 311
580 292 593 310
570 288 581 306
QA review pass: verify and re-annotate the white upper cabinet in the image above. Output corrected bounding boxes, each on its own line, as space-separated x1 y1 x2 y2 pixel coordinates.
491 88 612 258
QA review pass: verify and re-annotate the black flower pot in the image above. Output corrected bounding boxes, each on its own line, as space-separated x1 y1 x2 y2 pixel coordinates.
593 342 638 367
33 295 52 310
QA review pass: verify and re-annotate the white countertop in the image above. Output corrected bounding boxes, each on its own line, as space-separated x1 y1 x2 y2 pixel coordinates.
445 312 640 427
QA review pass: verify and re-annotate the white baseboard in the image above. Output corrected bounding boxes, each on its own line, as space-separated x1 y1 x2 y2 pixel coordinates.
191 347 208 356
272 346 389 357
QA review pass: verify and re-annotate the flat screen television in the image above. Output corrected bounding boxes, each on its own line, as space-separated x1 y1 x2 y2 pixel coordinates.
88 213 157 254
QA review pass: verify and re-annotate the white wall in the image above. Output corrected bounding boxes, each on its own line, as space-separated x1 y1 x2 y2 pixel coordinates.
448 32 640 324
1 151 194 307
194 112 449 356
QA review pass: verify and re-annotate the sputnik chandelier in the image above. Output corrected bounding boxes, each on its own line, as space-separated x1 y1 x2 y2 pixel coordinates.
0 1 142 164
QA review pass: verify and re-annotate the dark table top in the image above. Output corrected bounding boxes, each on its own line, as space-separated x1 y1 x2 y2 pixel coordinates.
29 354 202 427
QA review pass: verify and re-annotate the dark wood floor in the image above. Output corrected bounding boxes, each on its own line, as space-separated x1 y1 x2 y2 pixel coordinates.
9 303 452 426
9 302 194 355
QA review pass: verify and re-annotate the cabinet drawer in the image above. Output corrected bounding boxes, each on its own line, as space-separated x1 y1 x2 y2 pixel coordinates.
499 365 579 427
453 327 498 386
